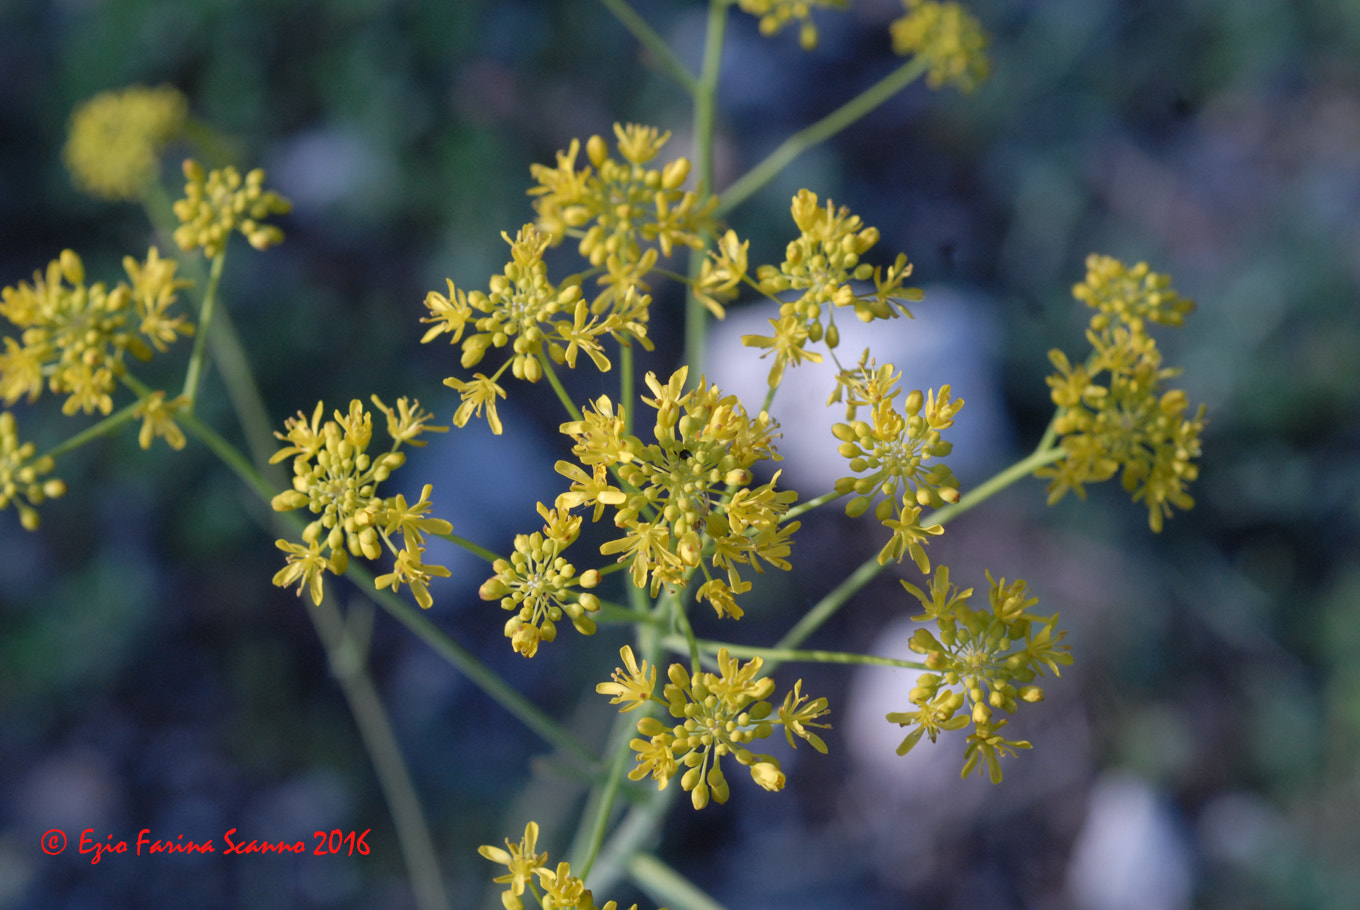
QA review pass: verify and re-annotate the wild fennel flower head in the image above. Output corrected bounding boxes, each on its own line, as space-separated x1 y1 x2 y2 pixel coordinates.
603 647 830 809
556 367 798 611
831 357 960 569
269 397 450 607
173 159 292 258
64 85 187 200
529 122 717 285
890 0 992 93
480 504 602 658
0 248 194 416
736 0 850 51
890 566 1071 782
743 190 922 387
1038 255 1206 531
0 410 66 530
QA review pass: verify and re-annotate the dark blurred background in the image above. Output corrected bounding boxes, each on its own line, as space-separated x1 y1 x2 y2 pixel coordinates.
2 0 1359 907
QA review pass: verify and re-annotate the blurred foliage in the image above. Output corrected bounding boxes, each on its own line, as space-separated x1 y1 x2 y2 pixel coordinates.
2 0 1359 908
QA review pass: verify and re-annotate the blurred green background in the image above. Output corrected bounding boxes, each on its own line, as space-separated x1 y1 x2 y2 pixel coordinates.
2 0 1359 907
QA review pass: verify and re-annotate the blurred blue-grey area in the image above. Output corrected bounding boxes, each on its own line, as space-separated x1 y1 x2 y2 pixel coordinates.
2 0 1359 907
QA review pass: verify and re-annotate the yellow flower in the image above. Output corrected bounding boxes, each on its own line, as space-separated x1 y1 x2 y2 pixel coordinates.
736 0 849 50
0 410 66 530
890 0 991 93
124 247 195 352
1 249 189 416
596 646 656 711
478 822 547 910
269 399 449 607
611 649 829 810
374 546 451 610
445 373 507 435
693 229 749 319
1038 255 1205 531
134 391 188 450
529 122 716 284
64 85 187 200
172 160 291 258
743 191 920 387
272 539 339 606
481 523 600 657
888 566 1070 780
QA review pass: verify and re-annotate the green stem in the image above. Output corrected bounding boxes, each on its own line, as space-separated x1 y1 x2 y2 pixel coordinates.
620 338 635 437
775 547 885 653
593 600 660 624
774 438 1068 652
715 54 933 218
538 351 584 423
569 710 634 880
143 181 280 472
435 529 501 564
181 250 226 409
39 400 142 461
597 0 700 95
927 443 1066 528
629 852 729 910
663 635 929 671
783 488 844 523
302 593 450 910
682 0 730 383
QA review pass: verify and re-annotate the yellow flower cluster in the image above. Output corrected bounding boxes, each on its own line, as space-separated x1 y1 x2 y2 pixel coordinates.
735 0 849 51
529 123 716 295
0 248 194 417
1037 255 1206 532
269 397 451 608
830 357 962 569
742 190 922 387
0 410 66 530
888 566 1071 782
172 160 291 259
599 646 830 809
555 367 797 617
480 821 650 910
63 85 187 200
423 225 648 435
890 0 992 93
479 503 603 658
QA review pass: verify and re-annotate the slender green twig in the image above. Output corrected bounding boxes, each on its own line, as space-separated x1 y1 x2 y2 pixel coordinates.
776 546 886 652
303 591 450 910
434 529 502 564
783 488 844 523
715 54 933 217
538 351 584 423
774 437 1068 653
597 0 701 95
39 401 142 461
629 852 730 910
142 180 281 472
620 338 635 437
682 0 730 382
569 709 635 880
180 250 226 409
927 443 1066 528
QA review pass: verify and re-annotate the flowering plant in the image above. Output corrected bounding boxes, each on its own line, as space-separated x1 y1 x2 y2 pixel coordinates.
3 2 1206 907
